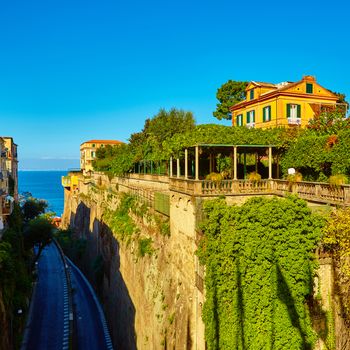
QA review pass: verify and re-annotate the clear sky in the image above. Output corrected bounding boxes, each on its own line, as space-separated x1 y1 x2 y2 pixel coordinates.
1 0 349 169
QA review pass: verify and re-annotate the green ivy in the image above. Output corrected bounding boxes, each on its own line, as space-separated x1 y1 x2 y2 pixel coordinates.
197 196 323 350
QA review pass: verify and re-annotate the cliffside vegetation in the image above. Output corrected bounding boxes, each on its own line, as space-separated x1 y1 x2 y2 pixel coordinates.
0 198 55 349
103 193 169 258
196 196 324 350
323 207 350 323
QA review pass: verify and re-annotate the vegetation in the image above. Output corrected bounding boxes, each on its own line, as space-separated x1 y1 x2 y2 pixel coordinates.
213 80 248 120
307 109 350 135
93 108 195 175
54 228 87 261
281 129 350 181
138 238 154 257
24 216 55 267
0 197 54 348
22 197 48 221
323 207 350 321
197 196 323 350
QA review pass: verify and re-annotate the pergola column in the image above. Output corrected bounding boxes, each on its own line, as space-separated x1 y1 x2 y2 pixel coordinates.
243 151 247 179
268 146 272 179
195 146 199 180
185 149 188 179
177 158 180 178
170 157 173 177
233 146 237 180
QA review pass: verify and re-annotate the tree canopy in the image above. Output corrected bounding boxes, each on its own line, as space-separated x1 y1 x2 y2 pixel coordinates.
22 197 48 221
213 80 248 120
93 108 195 174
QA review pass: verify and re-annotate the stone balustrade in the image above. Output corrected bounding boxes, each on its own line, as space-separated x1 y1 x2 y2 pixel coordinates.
78 172 350 206
169 177 350 206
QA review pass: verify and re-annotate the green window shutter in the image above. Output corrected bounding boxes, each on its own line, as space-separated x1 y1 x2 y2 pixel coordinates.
268 106 271 121
297 104 301 118
263 107 266 122
286 104 291 118
247 112 250 123
306 83 313 94
252 110 255 122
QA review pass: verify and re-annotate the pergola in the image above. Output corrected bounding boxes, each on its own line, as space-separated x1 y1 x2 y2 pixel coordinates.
169 144 276 180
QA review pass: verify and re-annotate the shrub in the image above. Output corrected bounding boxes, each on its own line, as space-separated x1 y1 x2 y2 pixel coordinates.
206 172 223 182
247 171 261 182
329 174 347 187
138 238 154 257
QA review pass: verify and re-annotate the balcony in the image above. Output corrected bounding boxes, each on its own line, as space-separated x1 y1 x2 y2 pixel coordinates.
1 195 14 216
246 122 255 128
61 175 79 189
287 117 301 125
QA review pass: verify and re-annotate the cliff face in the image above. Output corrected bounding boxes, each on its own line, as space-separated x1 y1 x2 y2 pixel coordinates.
61 173 350 350
61 177 205 350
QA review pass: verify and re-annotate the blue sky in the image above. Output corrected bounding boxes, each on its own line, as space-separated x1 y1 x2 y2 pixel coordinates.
1 0 349 169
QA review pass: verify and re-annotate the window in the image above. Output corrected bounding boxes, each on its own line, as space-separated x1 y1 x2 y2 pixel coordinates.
236 114 243 126
92 144 96 148
91 151 96 157
286 104 301 119
306 83 313 94
246 110 255 124
263 106 271 122
250 89 254 100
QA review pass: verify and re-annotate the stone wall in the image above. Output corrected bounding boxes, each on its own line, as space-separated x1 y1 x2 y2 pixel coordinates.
61 173 350 350
62 180 205 350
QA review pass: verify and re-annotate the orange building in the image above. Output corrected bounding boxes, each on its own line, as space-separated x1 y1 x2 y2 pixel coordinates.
80 139 123 175
230 76 340 128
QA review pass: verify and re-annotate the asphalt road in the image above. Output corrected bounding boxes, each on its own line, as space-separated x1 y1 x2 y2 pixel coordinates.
68 259 113 350
25 243 67 350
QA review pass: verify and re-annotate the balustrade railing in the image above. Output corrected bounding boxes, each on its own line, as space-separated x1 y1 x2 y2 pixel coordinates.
169 177 350 206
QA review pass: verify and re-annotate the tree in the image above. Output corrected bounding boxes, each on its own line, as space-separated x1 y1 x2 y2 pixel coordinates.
307 110 350 135
22 198 47 221
24 216 54 267
213 80 248 120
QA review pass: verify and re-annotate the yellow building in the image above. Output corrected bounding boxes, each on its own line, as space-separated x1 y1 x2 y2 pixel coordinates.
0 137 17 234
80 139 123 175
230 76 340 128
3 137 18 201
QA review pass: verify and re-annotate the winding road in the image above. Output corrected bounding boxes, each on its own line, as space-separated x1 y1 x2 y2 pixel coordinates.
23 243 113 350
25 243 68 350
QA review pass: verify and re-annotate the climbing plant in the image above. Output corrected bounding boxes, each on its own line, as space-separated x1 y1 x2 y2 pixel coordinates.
197 196 323 350
323 207 350 321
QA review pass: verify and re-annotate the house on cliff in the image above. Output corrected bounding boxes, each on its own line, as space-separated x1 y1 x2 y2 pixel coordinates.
230 75 342 128
80 139 123 175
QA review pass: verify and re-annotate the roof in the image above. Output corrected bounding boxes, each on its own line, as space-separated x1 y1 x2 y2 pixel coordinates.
194 143 276 148
81 140 124 146
231 76 338 111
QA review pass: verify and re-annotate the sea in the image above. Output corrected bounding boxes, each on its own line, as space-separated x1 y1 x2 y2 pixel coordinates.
18 171 67 217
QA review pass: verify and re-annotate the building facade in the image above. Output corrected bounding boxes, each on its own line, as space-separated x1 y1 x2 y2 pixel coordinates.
230 76 340 128
0 137 18 234
80 140 123 175
3 137 18 200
